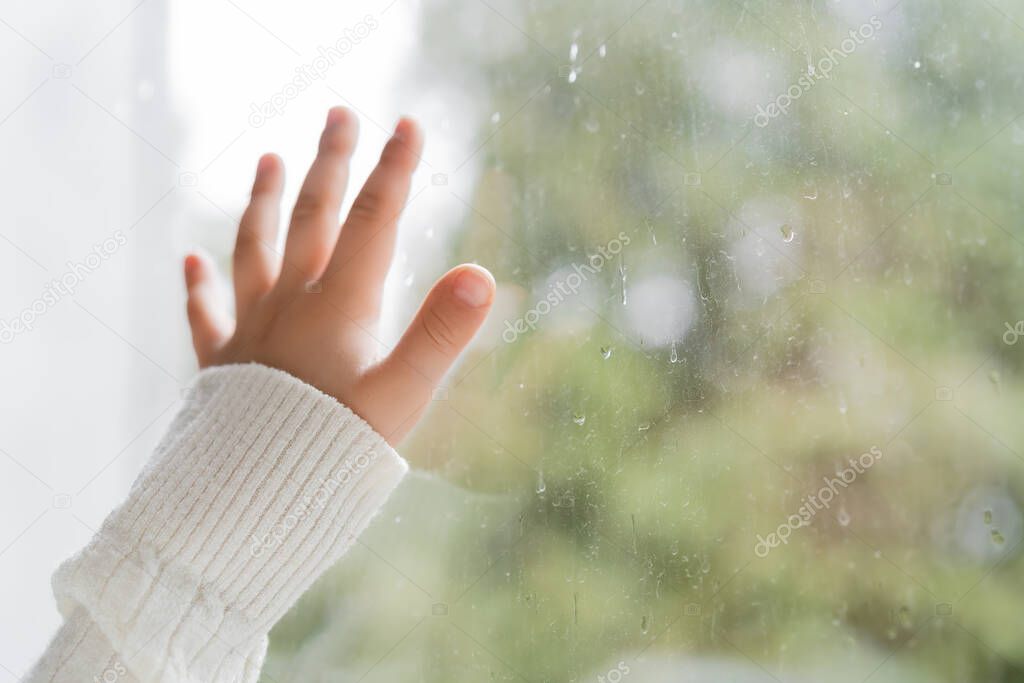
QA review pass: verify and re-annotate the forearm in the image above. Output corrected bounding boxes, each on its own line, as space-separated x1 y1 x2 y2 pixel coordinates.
27 364 407 683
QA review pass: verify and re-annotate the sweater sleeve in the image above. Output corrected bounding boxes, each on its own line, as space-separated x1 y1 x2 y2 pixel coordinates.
25 363 409 683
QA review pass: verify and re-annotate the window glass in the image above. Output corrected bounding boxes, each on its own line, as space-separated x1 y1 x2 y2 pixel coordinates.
263 1 1024 681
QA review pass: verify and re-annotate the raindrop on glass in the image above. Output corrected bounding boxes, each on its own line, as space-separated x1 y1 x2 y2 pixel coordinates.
619 260 628 305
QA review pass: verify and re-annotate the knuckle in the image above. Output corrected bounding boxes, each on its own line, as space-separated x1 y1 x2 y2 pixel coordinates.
249 181 277 200
185 296 205 322
420 308 458 353
291 194 334 226
319 137 353 159
380 138 415 170
319 126 356 157
347 192 382 226
233 225 259 253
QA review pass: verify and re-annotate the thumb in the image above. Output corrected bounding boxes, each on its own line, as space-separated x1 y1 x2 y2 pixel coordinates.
388 263 494 384
358 264 494 441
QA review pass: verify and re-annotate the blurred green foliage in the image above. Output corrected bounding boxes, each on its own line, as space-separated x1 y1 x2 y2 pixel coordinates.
264 1 1024 680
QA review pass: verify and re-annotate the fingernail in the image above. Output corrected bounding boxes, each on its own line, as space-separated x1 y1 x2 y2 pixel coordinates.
452 267 494 308
184 253 201 280
393 117 412 142
326 107 347 127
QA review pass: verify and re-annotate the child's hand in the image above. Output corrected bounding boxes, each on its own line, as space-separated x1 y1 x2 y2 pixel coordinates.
182 107 495 445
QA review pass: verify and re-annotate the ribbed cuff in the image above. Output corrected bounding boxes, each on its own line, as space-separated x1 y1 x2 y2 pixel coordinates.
50 364 408 683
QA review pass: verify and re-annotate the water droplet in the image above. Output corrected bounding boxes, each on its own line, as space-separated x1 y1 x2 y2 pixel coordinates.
490 111 501 124
640 615 649 633
669 340 680 364
837 507 851 527
598 44 607 58
634 82 646 95
914 60 922 69
568 69 577 84
618 260 628 305
991 529 1005 545
984 509 993 525
536 470 546 494
573 413 586 426
584 118 600 133
638 422 651 432
780 224 796 243
600 346 613 360
696 276 710 302
569 42 579 62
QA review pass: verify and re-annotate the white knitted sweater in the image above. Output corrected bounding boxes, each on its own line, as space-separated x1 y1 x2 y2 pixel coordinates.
26 364 409 683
